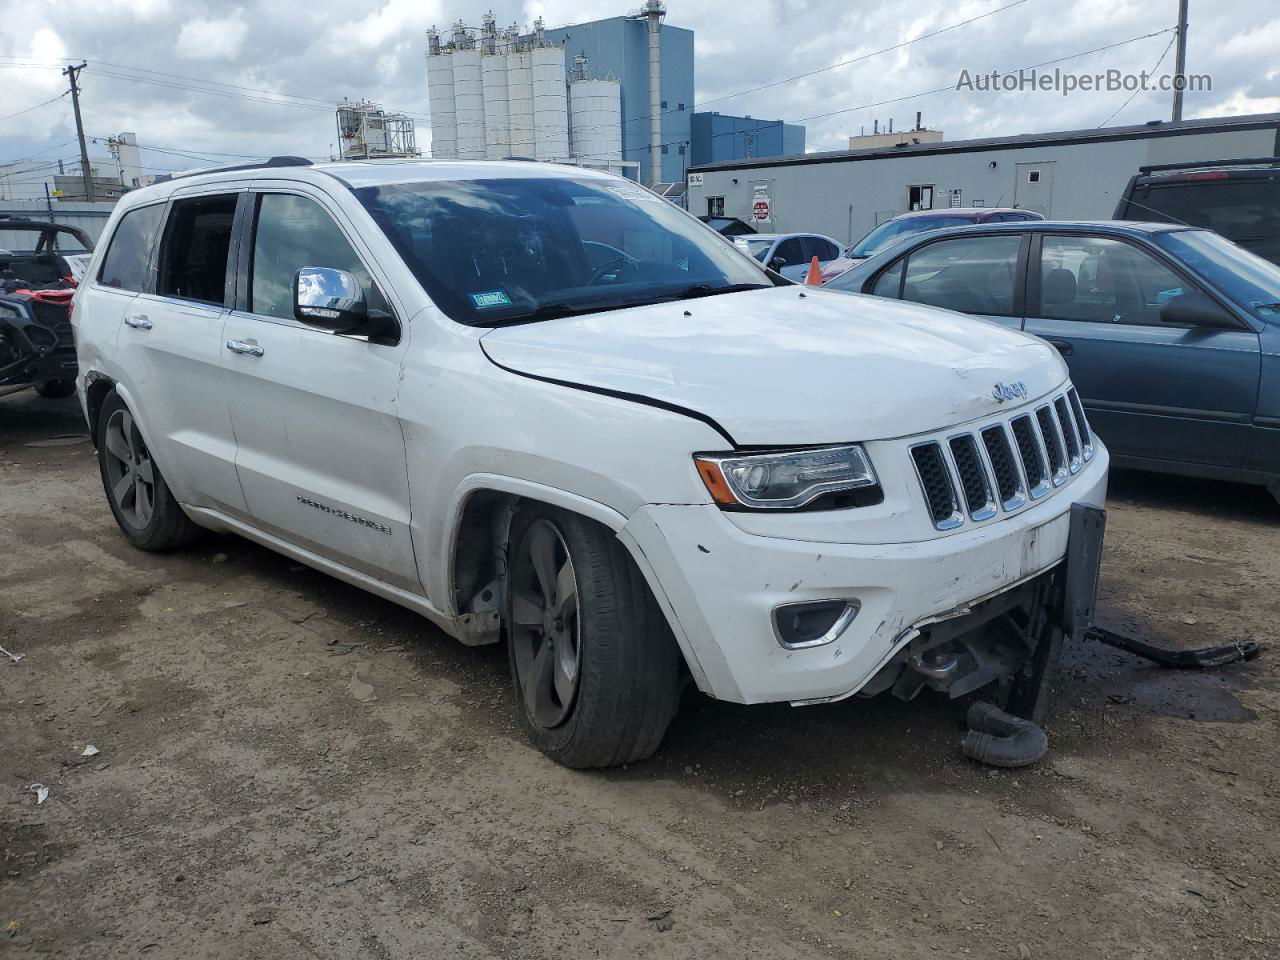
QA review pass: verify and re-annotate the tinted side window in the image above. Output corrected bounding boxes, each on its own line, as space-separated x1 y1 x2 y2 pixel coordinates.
804 237 840 261
773 238 805 267
250 193 388 322
157 194 239 305
1038 235 1188 326
98 204 165 292
901 235 1022 315
870 259 904 298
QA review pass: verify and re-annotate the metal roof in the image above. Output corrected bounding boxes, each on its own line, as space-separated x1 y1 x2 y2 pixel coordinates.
689 112 1280 175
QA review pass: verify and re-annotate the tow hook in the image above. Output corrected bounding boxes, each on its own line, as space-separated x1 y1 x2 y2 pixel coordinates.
960 701 1048 769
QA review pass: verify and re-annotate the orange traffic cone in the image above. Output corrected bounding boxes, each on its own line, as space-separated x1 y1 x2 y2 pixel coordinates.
804 255 823 286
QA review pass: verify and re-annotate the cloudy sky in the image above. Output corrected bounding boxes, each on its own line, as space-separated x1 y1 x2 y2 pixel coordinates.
1 0 1277 180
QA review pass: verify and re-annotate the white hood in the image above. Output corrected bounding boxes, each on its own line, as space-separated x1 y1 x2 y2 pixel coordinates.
480 287 1067 446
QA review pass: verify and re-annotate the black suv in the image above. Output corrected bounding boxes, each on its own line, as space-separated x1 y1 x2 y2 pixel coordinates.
1114 157 1280 265
0 216 94 399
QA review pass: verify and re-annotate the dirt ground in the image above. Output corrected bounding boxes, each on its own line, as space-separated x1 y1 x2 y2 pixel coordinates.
1 389 1277 960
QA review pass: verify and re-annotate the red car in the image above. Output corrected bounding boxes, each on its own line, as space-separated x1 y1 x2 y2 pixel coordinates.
819 207 1044 282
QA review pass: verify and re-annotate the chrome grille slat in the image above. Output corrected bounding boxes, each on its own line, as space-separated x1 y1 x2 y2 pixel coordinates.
1054 395 1083 473
1035 404 1068 485
1067 388 1094 459
980 424 1026 511
948 434 997 521
910 442 963 530
912 390 1093 530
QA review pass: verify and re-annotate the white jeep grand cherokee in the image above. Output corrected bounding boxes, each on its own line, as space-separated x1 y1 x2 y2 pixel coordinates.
74 158 1108 768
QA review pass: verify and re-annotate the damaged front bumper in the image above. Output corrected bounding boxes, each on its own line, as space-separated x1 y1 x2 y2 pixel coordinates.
617 444 1108 706
0 296 77 389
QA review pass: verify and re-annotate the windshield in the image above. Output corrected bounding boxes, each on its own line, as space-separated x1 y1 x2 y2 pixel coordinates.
848 215 969 258
1153 229 1280 322
353 176 773 325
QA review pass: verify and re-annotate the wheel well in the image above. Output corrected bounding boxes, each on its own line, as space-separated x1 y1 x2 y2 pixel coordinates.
450 490 521 639
84 377 116 448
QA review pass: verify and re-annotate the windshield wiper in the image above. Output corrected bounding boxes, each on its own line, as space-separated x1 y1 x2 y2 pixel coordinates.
661 282 774 302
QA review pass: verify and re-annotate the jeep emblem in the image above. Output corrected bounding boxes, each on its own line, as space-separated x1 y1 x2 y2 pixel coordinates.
992 381 1028 403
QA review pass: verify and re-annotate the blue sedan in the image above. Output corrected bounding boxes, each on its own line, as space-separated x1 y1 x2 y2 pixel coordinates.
826 221 1280 503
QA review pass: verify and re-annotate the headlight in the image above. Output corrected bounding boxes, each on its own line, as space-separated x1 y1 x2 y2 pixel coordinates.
694 444 879 510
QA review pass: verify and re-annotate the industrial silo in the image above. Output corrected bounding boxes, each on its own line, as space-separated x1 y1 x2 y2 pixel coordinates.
569 59 622 166
425 29 457 159
452 30 486 161
531 45 570 162
480 16 510 159
506 46 535 158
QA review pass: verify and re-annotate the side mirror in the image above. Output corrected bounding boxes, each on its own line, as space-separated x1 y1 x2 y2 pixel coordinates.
293 266 397 341
769 256 788 271
1159 291 1237 329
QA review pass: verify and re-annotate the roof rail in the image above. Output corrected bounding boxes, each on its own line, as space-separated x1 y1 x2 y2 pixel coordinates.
172 155 313 180
1137 156 1280 175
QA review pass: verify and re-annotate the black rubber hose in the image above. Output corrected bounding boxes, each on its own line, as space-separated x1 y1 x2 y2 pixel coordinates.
961 701 1048 768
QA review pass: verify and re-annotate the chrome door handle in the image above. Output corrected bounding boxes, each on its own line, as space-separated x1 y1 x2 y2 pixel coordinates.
225 339 264 357
123 314 152 330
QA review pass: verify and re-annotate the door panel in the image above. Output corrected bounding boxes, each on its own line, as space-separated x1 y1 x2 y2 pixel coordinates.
115 193 247 514
1023 234 1261 467
222 190 419 592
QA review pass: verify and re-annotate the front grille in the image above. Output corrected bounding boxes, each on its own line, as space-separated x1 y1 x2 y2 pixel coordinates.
980 425 1022 506
948 434 993 518
911 443 959 528
913 388 1094 530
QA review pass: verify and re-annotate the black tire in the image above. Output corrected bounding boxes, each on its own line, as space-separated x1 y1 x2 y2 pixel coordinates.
34 379 75 399
505 504 682 768
96 391 200 551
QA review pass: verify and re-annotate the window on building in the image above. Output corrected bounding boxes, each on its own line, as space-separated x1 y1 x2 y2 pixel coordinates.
907 184 935 211
678 103 685 110
1028 170 1041 184
706 197 725 218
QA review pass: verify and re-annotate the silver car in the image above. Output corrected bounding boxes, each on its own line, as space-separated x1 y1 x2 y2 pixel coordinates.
734 232 842 281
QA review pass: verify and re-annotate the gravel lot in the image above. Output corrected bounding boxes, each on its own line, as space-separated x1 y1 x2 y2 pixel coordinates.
2 390 1278 959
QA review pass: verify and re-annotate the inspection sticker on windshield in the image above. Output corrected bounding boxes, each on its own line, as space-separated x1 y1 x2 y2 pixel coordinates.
469 290 513 309
608 185 661 203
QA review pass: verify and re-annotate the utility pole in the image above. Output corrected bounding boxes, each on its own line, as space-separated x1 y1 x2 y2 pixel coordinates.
62 62 95 202
1171 0 1189 122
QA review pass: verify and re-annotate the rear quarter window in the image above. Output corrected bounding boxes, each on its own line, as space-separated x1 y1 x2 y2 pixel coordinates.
98 203 166 292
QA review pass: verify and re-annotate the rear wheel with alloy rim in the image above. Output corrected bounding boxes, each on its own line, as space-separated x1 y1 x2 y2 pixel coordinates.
96 391 200 550
506 505 682 768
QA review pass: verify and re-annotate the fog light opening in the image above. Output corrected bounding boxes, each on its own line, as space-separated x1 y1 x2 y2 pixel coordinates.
773 599 860 650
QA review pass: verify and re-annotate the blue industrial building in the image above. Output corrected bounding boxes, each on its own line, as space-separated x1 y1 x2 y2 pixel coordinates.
690 112 805 167
542 15 694 185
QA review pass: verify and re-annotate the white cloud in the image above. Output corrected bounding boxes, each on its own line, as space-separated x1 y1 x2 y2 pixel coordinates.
176 8 248 60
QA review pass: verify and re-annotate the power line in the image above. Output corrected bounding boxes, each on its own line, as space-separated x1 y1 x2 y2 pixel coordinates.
793 27 1177 124
0 92 67 124
1098 33 1177 127
695 0 1032 110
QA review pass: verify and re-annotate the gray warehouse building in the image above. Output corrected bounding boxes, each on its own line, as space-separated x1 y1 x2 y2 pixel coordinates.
686 112 1280 245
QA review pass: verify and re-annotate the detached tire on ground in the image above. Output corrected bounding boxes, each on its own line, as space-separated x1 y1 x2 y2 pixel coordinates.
96 390 200 551
506 504 682 768
34 379 76 399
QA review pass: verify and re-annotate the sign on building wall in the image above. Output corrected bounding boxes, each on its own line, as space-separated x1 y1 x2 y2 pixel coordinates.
752 184 771 223
950 189 962 207
687 172 704 188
